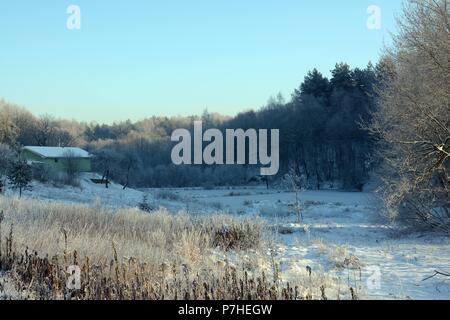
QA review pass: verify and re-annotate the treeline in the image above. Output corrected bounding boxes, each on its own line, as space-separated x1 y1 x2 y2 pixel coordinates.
1 61 386 189
226 62 381 190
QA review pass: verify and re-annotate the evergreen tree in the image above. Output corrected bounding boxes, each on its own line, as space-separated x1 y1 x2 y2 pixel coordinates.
330 63 353 90
7 158 32 197
294 69 330 101
351 63 376 95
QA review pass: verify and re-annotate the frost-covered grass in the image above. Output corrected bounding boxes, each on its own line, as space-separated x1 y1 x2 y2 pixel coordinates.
3 179 450 300
149 187 450 300
0 195 354 300
0 196 264 266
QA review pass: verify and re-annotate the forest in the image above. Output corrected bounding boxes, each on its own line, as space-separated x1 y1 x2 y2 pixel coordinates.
0 62 384 190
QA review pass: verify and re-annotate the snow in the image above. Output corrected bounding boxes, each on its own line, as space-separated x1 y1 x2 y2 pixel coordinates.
7 173 143 208
143 187 450 300
6 180 450 300
23 146 91 158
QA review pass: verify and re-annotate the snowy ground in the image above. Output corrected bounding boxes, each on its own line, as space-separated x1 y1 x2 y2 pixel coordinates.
5 178 450 300
6 173 144 208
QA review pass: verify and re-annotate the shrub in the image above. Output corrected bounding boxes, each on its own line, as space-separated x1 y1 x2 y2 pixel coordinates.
138 193 156 212
211 223 261 251
155 189 181 201
31 163 51 183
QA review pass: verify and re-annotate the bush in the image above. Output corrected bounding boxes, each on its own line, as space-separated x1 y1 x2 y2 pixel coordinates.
138 193 156 212
155 189 181 201
30 163 80 187
0 144 15 193
31 163 51 183
212 223 261 251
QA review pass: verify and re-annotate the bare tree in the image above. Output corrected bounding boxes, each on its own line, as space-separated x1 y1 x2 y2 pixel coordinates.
0 108 17 145
285 166 305 223
34 115 57 146
121 153 138 190
92 149 117 189
367 0 450 231
63 150 80 186
54 129 74 147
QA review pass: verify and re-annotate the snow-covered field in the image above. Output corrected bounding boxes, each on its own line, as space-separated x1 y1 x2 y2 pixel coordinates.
6 176 450 300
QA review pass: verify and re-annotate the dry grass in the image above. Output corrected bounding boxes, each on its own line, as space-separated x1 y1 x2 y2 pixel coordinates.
0 196 356 300
311 240 364 270
0 196 263 271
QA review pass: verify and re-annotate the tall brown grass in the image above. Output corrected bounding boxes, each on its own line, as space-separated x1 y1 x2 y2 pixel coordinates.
0 196 355 300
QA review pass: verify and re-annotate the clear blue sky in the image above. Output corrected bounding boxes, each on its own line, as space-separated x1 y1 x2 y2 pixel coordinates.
0 0 403 123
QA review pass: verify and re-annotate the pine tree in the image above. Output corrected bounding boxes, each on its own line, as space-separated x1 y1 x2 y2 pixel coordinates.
330 63 353 90
7 158 32 197
293 68 330 102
